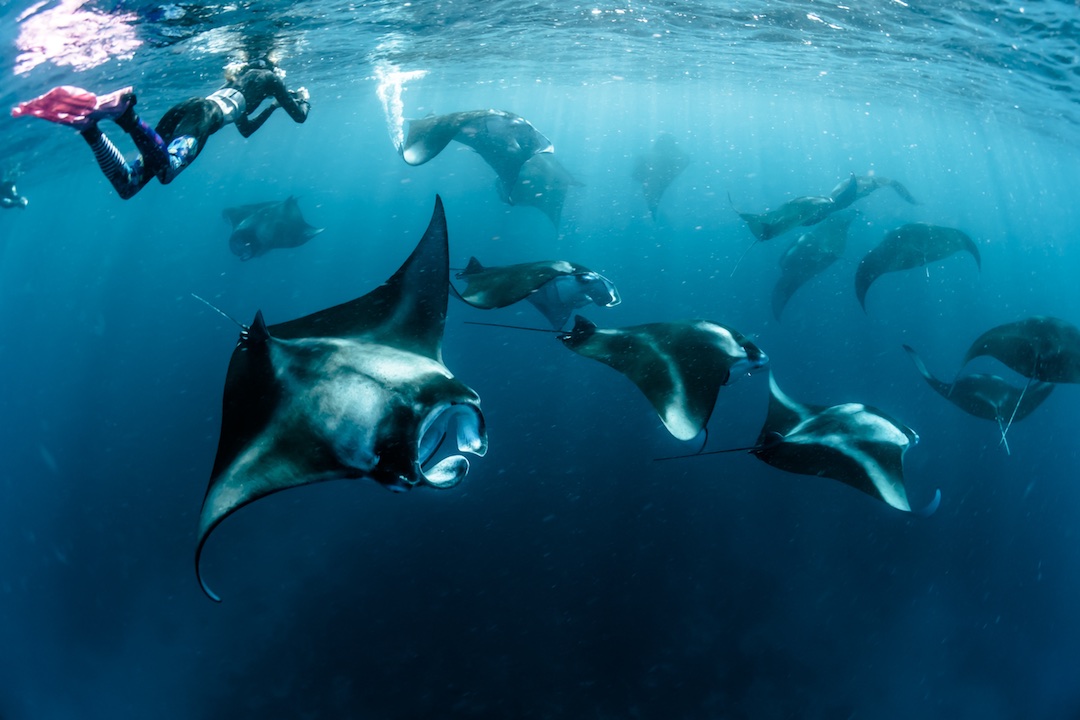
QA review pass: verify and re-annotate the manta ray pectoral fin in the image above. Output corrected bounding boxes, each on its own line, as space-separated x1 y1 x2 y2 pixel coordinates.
830 173 858 210
913 488 942 518
726 192 771 241
901 344 932 381
886 179 918 204
527 292 573 330
401 114 462 166
195 419 341 603
222 202 277 228
267 196 449 358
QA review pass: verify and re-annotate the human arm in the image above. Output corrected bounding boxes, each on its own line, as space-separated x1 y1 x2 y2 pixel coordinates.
234 104 277 137
267 84 309 124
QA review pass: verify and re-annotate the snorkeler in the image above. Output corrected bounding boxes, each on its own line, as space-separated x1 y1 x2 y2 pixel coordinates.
10 60 310 199
1 171 28 209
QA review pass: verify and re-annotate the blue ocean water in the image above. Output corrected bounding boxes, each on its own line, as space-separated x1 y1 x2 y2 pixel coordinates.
2 1 1080 718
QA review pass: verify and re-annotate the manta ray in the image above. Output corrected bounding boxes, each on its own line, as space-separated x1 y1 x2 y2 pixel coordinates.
751 374 940 513
772 213 853 321
730 194 836 243
855 223 980 310
658 373 940 515
401 109 554 194
731 176 855 243
223 196 323 261
499 153 581 227
196 196 488 602
903 344 1053 454
633 132 690 219
962 316 1080 384
727 176 855 275
453 257 621 329
829 174 918 212
557 316 768 441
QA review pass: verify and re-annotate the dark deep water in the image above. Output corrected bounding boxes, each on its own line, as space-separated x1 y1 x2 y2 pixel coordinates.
2 1 1080 718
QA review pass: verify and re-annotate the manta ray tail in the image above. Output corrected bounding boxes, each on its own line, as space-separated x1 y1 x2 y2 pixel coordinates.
463 320 562 333
191 293 246 330
653 438 767 462
997 374 1032 455
729 237 757 278
996 417 1012 456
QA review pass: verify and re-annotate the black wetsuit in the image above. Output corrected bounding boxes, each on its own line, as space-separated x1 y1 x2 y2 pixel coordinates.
157 69 311 153
82 68 310 199
1 179 27 209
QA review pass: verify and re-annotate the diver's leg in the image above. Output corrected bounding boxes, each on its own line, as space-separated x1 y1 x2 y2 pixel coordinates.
79 124 151 199
114 106 171 179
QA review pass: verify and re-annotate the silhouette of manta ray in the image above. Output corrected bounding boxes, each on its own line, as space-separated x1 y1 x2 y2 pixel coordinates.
453 257 620 329
773 213 853 321
903 344 1053 454
959 316 1080 446
633 132 689 219
962 316 1080 384
855 223 980 310
401 109 553 194
196 196 487 602
222 196 323 260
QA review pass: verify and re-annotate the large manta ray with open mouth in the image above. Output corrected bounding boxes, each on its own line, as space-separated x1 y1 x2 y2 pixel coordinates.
195 196 488 601
401 110 554 195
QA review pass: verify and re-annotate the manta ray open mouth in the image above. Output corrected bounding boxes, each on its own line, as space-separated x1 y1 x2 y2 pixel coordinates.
416 402 488 488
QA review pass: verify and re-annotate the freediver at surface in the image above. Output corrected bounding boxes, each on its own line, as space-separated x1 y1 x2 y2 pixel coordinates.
1 169 28 209
10 59 310 199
